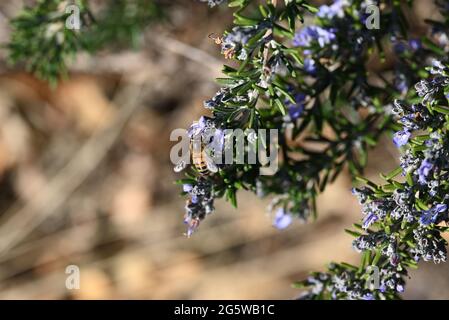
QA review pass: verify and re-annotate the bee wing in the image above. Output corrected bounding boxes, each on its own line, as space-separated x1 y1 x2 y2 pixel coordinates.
204 153 218 173
174 160 187 173
208 33 222 44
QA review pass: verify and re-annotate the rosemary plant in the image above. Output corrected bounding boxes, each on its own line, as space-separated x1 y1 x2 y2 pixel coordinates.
298 61 449 300
179 0 449 238
7 0 164 84
179 0 449 299
6 0 449 300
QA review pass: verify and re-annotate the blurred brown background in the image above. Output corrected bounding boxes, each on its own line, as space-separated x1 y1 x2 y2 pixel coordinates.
0 0 446 300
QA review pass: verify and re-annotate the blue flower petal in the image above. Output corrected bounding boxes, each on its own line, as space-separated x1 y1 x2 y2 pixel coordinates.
393 130 411 147
273 208 293 230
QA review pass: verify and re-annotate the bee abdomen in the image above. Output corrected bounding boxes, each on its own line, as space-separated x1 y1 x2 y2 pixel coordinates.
193 153 209 175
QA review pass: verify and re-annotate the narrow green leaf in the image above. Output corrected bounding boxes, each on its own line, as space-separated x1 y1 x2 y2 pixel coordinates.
383 167 403 181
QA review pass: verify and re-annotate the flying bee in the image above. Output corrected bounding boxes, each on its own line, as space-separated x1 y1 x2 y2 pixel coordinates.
208 33 223 45
174 136 219 175
208 33 235 59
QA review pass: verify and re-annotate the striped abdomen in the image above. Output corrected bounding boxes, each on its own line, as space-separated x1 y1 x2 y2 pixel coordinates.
192 149 209 175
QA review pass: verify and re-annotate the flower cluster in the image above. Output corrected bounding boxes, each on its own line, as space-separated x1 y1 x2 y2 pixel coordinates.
293 25 336 48
187 116 225 155
180 0 449 238
299 62 449 299
183 179 215 237
316 0 349 20
220 23 272 60
298 262 406 300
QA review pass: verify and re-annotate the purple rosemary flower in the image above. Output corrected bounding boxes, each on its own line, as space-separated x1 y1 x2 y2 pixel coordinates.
188 116 208 138
390 253 400 266
273 208 292 230
188 116 224 158
415 76 449 104
352 187 372 204
317 0 349 20
412 227 447 263
286 93 306 121
409 39 421 51
362 212 378 229
222 26 257 50
432 202 446 213
207 128 225 153
417 158 433 184
303 58 317 74
419 211 436 226
362 293 375 300
183 180 215 237
395 73 408 94
293 26 336 48
430 60 447 75
419 204 447 226
393 130 411 147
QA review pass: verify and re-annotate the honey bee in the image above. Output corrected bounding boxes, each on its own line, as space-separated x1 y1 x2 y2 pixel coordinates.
209 33 235 59
208 33 223 45
191 139 219 175
174 138 219 175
